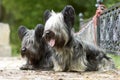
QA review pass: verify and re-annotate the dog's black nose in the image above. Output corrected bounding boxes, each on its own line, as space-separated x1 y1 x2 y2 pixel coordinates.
21 47 26 53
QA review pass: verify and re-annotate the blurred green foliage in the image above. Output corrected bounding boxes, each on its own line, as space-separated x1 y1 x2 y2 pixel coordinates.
108 54 120 69
1 0 120 56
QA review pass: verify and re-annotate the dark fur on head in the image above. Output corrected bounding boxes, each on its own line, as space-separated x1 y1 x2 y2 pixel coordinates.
18 24 53 70
43 5 115 72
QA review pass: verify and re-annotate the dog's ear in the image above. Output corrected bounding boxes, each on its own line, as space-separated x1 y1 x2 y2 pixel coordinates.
35 24 44 42
44 10 51 22
18 26 27 40
62 5 75 28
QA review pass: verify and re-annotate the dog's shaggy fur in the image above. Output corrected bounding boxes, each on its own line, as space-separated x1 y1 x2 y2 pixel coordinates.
18 24 53 70
43 5 115 72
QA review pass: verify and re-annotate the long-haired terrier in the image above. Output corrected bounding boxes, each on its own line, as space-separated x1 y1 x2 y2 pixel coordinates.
18 24 53 70
43 5 115 72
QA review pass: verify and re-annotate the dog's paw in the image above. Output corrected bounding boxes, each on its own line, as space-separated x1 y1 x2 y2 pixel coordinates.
20 64 29 70
27 65 36 70
20 64 35 70
53 66 63 72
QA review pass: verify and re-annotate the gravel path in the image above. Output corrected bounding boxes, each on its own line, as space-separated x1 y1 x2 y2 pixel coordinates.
0 57 120 80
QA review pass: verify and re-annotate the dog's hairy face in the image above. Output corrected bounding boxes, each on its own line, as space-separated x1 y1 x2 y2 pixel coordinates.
43 5 75 48
18 24 44 58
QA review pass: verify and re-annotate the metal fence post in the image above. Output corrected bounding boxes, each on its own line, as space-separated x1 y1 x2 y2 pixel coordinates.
79 13 84 29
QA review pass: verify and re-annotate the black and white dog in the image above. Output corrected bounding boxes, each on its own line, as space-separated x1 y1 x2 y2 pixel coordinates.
18 24 53 70
43 5 115 72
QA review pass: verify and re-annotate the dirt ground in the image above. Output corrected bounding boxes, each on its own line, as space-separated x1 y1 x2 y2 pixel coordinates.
0 57 120 80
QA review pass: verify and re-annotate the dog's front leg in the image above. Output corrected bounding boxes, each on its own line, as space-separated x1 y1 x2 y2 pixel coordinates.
52 57 64 72
20 58 35 70
20 58 30 70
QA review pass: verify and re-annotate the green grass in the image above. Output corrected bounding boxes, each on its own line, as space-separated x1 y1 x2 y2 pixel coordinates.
108 54 120 69
11 44 20 56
